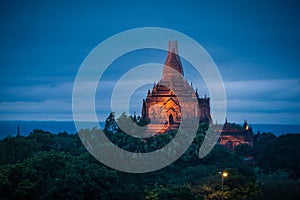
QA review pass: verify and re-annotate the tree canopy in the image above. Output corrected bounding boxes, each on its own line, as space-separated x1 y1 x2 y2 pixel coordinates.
0 116 299 199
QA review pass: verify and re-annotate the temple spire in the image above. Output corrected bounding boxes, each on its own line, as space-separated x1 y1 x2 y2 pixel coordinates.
162 40 184 81
168 40 178 54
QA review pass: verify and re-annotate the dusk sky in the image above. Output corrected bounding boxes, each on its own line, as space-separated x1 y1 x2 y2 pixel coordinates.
0 0 299 124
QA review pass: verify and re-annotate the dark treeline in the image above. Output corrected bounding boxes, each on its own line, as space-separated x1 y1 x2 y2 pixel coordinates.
0 116 299 199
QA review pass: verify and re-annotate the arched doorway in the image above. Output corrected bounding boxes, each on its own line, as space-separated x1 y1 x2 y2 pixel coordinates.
169 114 174 125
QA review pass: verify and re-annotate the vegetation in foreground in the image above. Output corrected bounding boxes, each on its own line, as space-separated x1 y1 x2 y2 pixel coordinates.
0 115 299 199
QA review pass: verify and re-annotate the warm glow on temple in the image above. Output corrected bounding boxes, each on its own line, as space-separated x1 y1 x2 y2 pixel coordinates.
141 41 211 135
219 119 254 151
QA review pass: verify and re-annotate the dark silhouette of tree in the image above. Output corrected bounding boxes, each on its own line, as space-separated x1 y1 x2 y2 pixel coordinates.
0 121 299 200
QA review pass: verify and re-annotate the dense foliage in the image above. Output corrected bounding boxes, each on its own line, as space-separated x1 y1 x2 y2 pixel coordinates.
0 116 299 199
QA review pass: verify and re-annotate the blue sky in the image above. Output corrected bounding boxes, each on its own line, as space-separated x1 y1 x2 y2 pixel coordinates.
0 0 299 124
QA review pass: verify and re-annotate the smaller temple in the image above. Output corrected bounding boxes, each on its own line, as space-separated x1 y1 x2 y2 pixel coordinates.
218 119 254 151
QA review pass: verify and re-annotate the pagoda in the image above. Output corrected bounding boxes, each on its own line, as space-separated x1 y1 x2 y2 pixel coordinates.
141 41 211 134
218 119 254 151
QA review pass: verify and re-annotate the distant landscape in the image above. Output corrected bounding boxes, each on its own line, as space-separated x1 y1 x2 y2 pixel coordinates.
1 120 300 139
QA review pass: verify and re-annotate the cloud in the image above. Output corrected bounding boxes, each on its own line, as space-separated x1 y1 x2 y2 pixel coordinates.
0 82 73 102
221 78 300 124
1 74 300 124
227 99 300 114
0 100 71 113
224 78 300 101
0 100 72 121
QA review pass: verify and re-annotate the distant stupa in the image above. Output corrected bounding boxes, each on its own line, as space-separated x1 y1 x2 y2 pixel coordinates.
16 125 21 138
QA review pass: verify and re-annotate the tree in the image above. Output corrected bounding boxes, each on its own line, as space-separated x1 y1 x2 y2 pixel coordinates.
0 136 39 165
104 112 118 134
146 185 196 200
235 143 251 158
256 134 300 179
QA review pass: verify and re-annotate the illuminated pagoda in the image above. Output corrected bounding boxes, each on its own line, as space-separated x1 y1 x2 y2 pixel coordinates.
141 41 211 134
218 119 254 151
